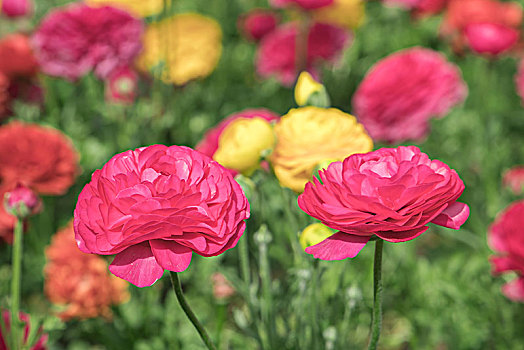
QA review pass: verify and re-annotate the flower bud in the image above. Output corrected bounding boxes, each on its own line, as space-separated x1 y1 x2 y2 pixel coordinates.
105 66 138 105
294 71 330 107
211 273 235 300
4 185 41 218
1 0 33 18
238 9 279 42
299 223 334 250
213 117 275 176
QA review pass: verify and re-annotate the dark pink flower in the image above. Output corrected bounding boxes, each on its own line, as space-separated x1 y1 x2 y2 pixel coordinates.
4 184 41 218
196 108 280 158
0 310 48 350
298 146 469 260
31 3 143 81
74 145 250 287
503 166 524 195
1 0 32 18
238 9 279 42
352 47 467 144
256 22 351 86
105 66 138 105
489 200 524 302
271 0 334 10
464 22 519 55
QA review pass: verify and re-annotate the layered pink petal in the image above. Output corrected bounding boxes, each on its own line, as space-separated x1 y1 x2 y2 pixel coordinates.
430 202 469 229
305 232 370 260
501 277 524 302
150 239 193 272
109 242 164 287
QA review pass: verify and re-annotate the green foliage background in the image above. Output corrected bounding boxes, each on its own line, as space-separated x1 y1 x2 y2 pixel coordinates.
1 0 524 349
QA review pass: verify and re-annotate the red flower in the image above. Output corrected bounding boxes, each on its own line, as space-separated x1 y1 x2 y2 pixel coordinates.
196 108 280 158
489 201 524 302
45 223 129 320
238 9 279 42
441 0 522 55
503 166 524 195
298 146 469 260
74 145 250 287
0 122 79 195
271 0 334 10
256 22 351 86
1 0 33 18
31 3 143 80
352 47 467 144
105 66 138 105
4 185 42 218
0 310 47 350
0 72 9 120
0 34 39 79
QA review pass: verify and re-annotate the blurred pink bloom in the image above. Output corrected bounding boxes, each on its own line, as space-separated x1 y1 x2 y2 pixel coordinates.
1 0 33 18
503 166 524 195
464 22 519 55
271 0 334 10
32 3 143 81
256 22 350 86
414 0 449 16
4 184 41 218
298 146 469 260
0 310 48 350
196 108 280 158
489 200 524 302
238 9 279 41
74 145 250 287
211 272 235 300
105 66 138 105
352 47 467 144
441 0 522 55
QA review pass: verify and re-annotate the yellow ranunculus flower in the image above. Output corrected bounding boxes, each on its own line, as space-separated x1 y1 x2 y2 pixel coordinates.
312 0 365 30
299 223 334 251
213 117 275 176
137 13 222 85
294 71 325 106
271 106 373 192
85 0 164 18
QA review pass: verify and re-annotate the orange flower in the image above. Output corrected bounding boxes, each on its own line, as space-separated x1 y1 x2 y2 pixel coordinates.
44 223 129 321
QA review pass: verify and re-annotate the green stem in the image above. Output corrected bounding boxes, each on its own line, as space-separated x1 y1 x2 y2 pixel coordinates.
367 239 384 350
169 272 217 350
11 218 24 350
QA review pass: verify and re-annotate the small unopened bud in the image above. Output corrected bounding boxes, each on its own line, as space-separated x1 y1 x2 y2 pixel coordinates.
211 273 235 300
1 0 33 18
4 185 41 218
294 71 331 108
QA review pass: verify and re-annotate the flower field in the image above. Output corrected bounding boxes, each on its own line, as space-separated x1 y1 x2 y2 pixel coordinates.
1 0 524 349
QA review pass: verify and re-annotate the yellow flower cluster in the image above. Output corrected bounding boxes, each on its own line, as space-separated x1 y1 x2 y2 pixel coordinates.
271 106 373 192
137 13 222 85
214 117 275 176
313 0 365 30
85 0 164 18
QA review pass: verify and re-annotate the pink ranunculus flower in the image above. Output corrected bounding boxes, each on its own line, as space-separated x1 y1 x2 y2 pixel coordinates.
256 22 351 86
1 0 33 18
489 200 524 302
31 3 143 81
464 22 519 55
196 108 280 158
503 166 524 195
298 146 469 260
271 0 334 10
352 47 467 144
73 145 250 287
238 9 279 42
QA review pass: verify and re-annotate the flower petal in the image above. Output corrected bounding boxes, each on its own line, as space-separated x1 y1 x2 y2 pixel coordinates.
430 202 469 229
109 242 164 287
375 226 428 243
305 232 370 260
150 239 192 272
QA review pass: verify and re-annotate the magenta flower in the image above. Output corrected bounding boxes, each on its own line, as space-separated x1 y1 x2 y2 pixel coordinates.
1 0 33 18
270 0 334 10
353 47 467 144
489 200 524 302
74 145 250 287
256 22 350 86
4 184 41 218
298 146 469 260
238 9 279 42
105 66 138 105
503 166 524 195
196 108 280 158
464 22 519 55
32 3 143 81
